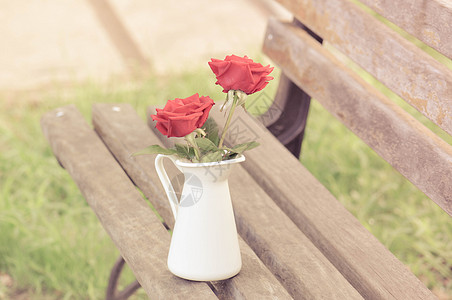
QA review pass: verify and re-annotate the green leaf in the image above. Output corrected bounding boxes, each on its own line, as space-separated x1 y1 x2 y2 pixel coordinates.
133 145 177 156
200 151 224 163
231 141 260 154
195 137 219 152
202 118 220 146
174 143 195 160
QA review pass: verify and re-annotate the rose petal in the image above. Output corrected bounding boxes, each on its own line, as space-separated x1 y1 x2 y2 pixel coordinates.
208 60 231 77
196 96 215 127
153 93 215 137
155 120 169 135
167 112 203 137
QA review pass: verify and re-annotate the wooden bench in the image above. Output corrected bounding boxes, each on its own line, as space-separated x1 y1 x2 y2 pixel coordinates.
259 0 452 296
40 0 451 299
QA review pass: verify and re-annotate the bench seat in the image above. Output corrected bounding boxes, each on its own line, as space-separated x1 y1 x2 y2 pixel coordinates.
41 103 437 299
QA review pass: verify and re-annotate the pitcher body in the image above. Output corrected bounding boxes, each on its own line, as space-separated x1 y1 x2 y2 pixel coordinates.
155 155 244 281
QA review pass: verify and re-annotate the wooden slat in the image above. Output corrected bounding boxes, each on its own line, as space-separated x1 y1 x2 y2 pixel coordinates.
91 103 294 300
264 19 452 217
40 105 217 299
358 0 452 59
209 107 437 299
273 0 452 136
145 106 364 299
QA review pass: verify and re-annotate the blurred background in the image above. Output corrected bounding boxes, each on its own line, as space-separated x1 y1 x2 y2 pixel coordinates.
0 0 289 91
0 0 451 299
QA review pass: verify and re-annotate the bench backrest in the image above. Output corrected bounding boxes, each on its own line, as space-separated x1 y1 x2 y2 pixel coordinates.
262 0 452 217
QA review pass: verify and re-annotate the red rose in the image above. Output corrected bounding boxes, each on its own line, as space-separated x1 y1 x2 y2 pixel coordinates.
151 93 214 138
208 55 274 95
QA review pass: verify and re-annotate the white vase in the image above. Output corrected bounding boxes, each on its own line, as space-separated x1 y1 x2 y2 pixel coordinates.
155 154 244 281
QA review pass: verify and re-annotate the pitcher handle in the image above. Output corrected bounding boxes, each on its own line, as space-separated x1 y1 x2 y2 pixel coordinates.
155 154 178 220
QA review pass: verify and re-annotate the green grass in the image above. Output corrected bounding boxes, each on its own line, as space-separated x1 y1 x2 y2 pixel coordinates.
0 67 451 299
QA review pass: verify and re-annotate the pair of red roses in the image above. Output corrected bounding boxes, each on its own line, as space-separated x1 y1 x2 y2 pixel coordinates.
152 55 274 138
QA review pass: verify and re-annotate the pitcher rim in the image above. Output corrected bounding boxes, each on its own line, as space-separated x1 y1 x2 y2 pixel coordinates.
175 154 245 168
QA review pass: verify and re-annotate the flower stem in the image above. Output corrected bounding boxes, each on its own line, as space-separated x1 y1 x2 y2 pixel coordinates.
218 91 238 148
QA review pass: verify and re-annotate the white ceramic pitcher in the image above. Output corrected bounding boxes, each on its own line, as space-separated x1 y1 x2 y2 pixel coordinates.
155 154 244 281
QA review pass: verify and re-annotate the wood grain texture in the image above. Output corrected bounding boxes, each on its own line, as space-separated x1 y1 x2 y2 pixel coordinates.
358 0 452 59
146 106 363 300
92 103 293 300
273 0 452 136
210 106 438 300
264 19 452 217
40 105 216 299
